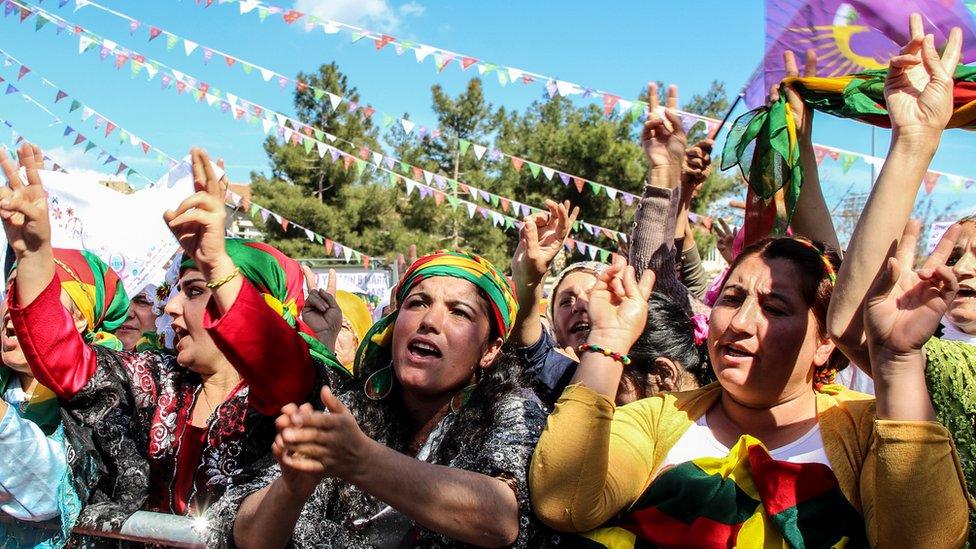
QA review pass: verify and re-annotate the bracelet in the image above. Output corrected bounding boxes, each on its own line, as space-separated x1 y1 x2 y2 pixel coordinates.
578 343 632 366
206 267 241 289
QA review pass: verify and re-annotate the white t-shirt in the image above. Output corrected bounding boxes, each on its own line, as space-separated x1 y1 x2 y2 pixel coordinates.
658 414 831 474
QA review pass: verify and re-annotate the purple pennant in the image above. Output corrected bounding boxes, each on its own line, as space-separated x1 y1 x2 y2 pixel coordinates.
558 172 570 186
433 174 446 186
116 162 128 176
347 101 358 113
419 187 431 199
622 192 635 206
55 89 67 102
383 157 395 170
479 208 489 220
4 2 15 17
103 155 117 165
4 84 17 95
59 0 69 7
99 47 110 61
332 244 343 258
220 101 230 113
73 134 85 145
488 148 503 162
966 180 975 189
56 20 65 34
329 149 340 162
63 125 74 136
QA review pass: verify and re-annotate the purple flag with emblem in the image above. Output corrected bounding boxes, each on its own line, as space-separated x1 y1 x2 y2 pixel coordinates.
745 0 976 106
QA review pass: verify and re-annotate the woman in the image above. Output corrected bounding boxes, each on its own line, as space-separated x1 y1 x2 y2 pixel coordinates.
529 230 970 547
827 14 976 537
208 250 548 548
0 145 348 523
0 246 123 546
510 84 711 407
115 285 161 352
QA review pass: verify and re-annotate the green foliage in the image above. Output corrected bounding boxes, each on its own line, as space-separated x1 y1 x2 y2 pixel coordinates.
251 63 738 266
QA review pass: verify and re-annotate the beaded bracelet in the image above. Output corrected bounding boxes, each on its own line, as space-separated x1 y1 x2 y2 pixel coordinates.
578 343 632 366
206 267 241 289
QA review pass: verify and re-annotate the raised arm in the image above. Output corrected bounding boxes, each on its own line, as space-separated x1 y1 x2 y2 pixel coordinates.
509 200 578 348
779 50 841 251
828 17 962 372
629 83 692 314
0 144 97 398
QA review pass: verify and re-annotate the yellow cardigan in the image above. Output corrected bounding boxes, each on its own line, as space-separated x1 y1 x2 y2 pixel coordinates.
529 383 971 547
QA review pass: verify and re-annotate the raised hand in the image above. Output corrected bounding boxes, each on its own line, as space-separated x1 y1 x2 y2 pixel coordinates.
278 386 371 482
301 266 343 350
864 220 961 359
884 13 962 136
585 255 656 352
511 200 579 286
0 143 51 259
641 83 687 187
163 148 233 280
712 218 738 264
272 402 328 495
770 50 817 139
681 138 714 192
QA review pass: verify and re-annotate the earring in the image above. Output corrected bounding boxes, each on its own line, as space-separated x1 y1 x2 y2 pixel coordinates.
364 365 393 400
450 383 478 414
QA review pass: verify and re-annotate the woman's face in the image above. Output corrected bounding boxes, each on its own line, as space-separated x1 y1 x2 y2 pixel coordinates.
117 291 159 351
2 288 86 374
947 220 976 335
163 269 224 373
335 321 359 368
392 277 502 399
707 255 834 408
552 271 599 350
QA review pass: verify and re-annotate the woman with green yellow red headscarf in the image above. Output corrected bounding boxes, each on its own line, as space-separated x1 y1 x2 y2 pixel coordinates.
0 144 348 531
209 249 551 548
0 247 125 548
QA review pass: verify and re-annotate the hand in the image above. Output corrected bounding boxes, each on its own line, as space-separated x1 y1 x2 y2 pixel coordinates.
864 219 961 360
711 218 738 264
163 148 232 280
0 143 52 259
585 255 656 352
272 402 327 497
278 386 372 482
884 13 961 138
511 200 579 287
301 266 342 350
770 50 817 140
641 83 687 186
680 138 713 194
395 244 418 283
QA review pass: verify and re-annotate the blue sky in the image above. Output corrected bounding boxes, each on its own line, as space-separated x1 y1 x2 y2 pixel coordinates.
0 0 971 227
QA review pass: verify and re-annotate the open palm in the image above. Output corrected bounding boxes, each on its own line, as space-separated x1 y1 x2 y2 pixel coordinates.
585 259 655 351
641 83 686 174
511 200 578 283
883 14 961 133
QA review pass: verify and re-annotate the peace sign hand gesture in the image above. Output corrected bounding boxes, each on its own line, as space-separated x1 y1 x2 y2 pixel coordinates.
511 199 579 287
884 13 962 138
301 266 343 351
641 83 687 188
585 256 656 353
163 148 233 281
0 143 52 259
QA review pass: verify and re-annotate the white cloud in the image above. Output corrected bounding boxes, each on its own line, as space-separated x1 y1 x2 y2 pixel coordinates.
43 146 127 183
293 0 423 32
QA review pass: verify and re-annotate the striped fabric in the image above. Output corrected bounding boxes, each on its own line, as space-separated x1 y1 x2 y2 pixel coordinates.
573 435 867 548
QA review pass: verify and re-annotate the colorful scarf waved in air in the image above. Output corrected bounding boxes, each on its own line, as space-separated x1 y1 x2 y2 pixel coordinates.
575 435 867 548
180 239 347 376
722 65 976 244
354 250 518 378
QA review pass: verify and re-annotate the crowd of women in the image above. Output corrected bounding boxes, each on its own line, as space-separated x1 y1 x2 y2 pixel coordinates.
0 13 974 548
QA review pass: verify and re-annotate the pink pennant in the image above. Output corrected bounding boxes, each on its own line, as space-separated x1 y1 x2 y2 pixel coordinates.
104 121 116 137
510 156 524 172
282 10 303 24
923 171 941 195
149 27 162 41
141 141 150 154
129 20 139 34
374 34 395 50
460 57 478 70
224 55 235 68
55 89 67 102
17 65 29 80
114 53 127 69
602 94 619 117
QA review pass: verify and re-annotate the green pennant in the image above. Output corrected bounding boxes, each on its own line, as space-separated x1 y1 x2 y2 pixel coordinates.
241 63 253 75
528 162 541 178
459 139 470 156
192 89 203 102
352 251 361 261
130 62 143 78
119 130 128 144
250 204 260 217
599 250 610 262
629 103 644 122
490 194 500 207
34 15 49 31
505 218 515 230
588 182 602 196
497 70 508 86
313 88 325 101
166 34 178 50
83 142 97 153
303 137 314 154
257 7 269 21
400 162 411 175
69 100 82 112
573 221 580 232
481 63 497 74
210 87 222 99
400 40 415 51
383 114 394 127
447 179 458 192
313 129 325 141
447 194 460 208
351 31 365 42
387 171 398 187
355 159 367 176
157 153 166 165
126 168 136 176
315 234 324 244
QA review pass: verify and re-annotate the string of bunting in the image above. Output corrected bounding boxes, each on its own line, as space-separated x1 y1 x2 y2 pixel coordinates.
158 0 975 196
0 117 69 173
39 0 632 240
6 0 630 247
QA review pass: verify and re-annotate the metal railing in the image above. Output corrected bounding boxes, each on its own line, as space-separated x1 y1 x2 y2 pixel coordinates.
4 511 205 547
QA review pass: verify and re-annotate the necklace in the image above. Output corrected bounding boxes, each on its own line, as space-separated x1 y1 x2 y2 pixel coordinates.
200 386 217 417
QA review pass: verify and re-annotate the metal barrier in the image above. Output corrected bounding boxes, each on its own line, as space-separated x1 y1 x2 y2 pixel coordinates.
3 511 205 547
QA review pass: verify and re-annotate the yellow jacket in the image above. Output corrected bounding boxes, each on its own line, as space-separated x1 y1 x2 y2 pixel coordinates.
529 383 971 547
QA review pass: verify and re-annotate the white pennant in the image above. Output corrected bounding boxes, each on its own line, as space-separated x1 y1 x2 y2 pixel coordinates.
471 143 486 160
239 0 259 14
304 228 314 241
617 99 633 113
588 245 598 260
491 211 503 226
317 142 328 158
130 134 140 147
78 35 95 54
259 68 274 82
205 94 218 107
226 92 239 106
507 67 523 82
466 202 477 218
183 39 198 56
327 93 342 110
414 45 435 63
400 119 416 134
74 0 92 11
81 107 94 121
556 80 580 97
274 113 287 127
322 21 342 34
405 178 417 196
423 170 434 185
102 39 117 51
605 187 618 200
541 166 554 180
342 246 352 261
325 133 337 143
371 152 384 166
261 119 274 134
144 63 158 80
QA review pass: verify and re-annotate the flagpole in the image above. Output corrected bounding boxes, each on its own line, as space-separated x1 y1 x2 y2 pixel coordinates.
709 92 744 141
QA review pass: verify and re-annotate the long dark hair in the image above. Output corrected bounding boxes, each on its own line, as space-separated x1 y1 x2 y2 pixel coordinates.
723 236 846 388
